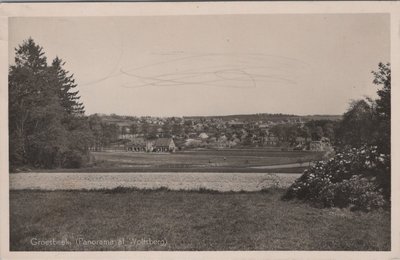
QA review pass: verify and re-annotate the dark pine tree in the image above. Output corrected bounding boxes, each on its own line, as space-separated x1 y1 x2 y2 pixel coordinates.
9 38 68 168
372 62 390 154
51 56 85 116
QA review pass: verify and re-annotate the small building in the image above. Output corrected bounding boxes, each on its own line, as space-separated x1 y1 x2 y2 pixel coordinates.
125 137 147 152
199 132 209 139
264 134 279 146
293 137 308 150
153 138 176 152
310 137 332 151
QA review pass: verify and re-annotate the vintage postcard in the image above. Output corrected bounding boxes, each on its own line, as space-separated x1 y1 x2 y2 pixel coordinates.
0 2 399 260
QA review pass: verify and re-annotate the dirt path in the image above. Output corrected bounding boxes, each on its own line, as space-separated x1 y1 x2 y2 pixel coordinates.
251 162 315 169
10 172 301 191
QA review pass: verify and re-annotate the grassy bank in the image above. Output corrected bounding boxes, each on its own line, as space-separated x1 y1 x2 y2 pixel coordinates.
10 188 390 251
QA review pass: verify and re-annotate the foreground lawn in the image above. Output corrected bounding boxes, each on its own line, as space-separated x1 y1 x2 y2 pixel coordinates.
10 189 390 251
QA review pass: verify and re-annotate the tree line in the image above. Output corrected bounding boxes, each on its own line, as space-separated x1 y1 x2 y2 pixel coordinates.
9 38 93 169
336 62 390 154
270 62 390 153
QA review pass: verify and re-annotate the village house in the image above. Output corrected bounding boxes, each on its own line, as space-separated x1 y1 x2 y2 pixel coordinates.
198 132 209 139
153 138 176 152
264 133 279 146
293 137 308 150
309 137 332 151
125 137 147 152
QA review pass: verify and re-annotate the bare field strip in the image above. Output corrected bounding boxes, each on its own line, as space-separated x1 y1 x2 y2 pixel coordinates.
10 172 300 191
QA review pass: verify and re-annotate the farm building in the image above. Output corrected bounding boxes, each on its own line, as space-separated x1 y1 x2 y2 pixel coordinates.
125 137 176 153
125 137 147 152
153 138 176 152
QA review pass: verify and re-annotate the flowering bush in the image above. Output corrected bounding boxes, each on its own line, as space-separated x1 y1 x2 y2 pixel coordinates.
284 145 390 211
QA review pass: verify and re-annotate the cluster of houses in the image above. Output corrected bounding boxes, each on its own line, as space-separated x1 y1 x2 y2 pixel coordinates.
119 134 331 153
98 114 335 153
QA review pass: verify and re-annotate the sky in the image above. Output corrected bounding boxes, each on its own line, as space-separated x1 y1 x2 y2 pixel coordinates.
9 14 390 117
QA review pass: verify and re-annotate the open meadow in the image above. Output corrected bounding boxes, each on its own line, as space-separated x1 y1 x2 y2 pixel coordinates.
87 149 324 173
10 188 390 251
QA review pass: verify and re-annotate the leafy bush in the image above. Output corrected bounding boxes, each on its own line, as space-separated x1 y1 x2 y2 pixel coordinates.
284 145 390 211
62 150 84 168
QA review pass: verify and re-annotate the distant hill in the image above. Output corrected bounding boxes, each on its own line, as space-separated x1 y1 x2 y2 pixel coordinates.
184 113 298 122
91 113 342 126
183 113 342 122
300 115 342 121
92 114 139 127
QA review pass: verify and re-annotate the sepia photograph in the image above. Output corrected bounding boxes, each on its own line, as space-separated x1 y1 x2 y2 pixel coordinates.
1 4 396 257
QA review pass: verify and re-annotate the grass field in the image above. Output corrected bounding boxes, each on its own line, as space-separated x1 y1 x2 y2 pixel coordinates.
10 188 390 251
84 149 324 173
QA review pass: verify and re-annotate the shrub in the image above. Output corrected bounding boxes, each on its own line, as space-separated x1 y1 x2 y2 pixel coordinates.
62 150 84 168
284 145 390 211
337 175 386 210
